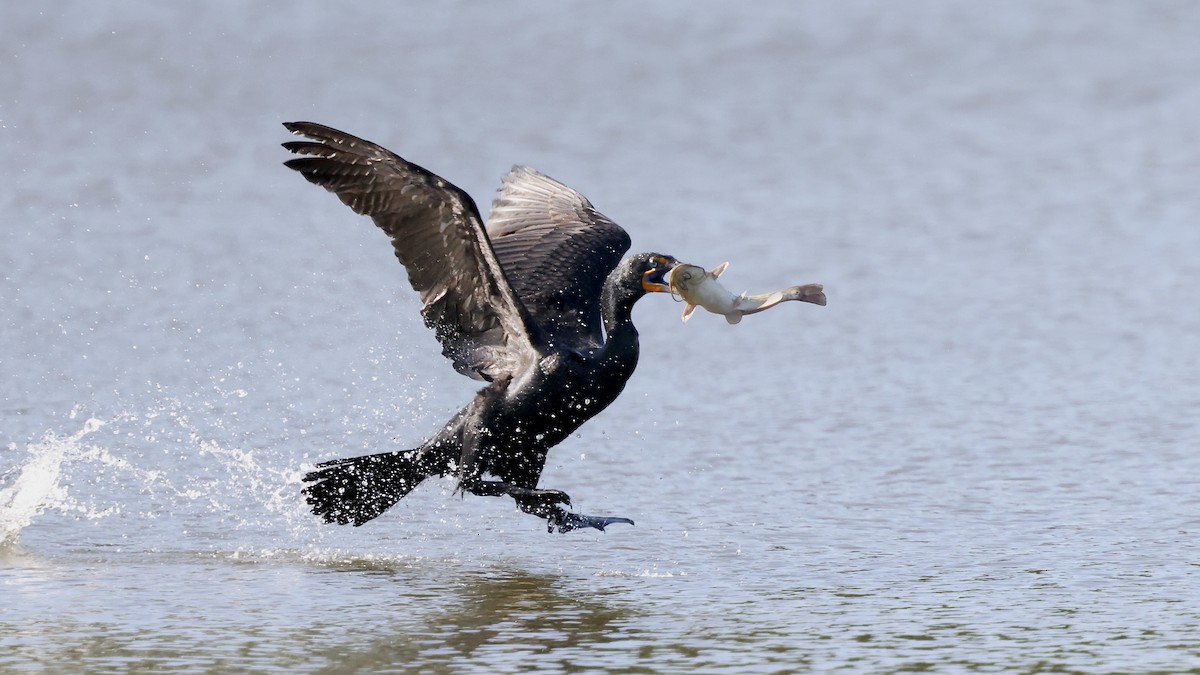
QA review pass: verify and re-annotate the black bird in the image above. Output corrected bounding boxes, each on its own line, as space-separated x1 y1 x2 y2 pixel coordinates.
282 122 679 532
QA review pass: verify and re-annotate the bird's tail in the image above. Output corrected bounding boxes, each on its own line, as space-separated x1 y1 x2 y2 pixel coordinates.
301 448 438 526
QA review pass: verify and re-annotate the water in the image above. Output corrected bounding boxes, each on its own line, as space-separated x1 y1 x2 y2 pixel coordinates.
3 1 1200 671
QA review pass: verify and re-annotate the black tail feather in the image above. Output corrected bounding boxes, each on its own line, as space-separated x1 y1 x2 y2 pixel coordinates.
301 449 433 526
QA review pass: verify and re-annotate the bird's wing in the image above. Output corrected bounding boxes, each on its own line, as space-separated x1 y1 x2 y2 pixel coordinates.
485 167 631 348
283 122 542 381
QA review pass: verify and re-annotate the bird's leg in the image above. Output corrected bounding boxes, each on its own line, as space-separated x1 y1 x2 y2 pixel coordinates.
514 497 635 534
460 477 572 507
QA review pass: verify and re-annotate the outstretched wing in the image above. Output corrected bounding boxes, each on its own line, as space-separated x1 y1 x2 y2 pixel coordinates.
486 167 631 348
282 122 542 381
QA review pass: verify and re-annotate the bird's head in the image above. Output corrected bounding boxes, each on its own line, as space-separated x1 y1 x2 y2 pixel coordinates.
604 253 679 311
631 253 679 295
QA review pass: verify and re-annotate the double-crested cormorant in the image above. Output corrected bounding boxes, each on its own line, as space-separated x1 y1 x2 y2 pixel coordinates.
282 122 679 532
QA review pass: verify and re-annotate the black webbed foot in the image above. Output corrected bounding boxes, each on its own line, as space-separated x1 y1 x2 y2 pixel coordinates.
547 509 635 534
512 491 633 533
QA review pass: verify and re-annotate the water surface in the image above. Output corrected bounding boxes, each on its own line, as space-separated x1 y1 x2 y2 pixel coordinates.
3 2 1200 671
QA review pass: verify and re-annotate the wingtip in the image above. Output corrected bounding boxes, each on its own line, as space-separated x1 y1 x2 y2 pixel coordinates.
499 164 544 185
281 121 365 147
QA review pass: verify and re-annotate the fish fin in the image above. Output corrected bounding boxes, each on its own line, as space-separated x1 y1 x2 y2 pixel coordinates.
681 303 698 323
709 262 729 279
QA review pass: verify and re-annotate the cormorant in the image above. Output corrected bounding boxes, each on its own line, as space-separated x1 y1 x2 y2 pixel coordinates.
282 122 679 532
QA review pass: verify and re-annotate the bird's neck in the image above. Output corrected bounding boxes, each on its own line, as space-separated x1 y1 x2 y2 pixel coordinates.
599 279 641 354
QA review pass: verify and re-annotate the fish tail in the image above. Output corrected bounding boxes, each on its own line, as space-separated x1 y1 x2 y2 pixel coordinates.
784 283 826 306
301 448 441 526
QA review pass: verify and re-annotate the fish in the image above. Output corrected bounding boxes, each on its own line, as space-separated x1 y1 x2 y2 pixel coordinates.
667 262 826 324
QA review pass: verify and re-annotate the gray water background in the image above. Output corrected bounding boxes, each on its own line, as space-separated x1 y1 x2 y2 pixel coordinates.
3 2 1200 672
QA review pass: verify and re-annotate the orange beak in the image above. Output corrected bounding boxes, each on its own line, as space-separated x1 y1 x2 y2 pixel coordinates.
641 256 676 293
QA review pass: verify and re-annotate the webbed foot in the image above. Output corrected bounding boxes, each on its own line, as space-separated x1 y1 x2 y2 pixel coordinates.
512 492 631 533
548 509 635 534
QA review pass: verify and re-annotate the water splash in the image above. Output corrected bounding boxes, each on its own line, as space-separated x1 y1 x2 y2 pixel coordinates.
0 360 480 560
0 417 109 546
0 402 320 552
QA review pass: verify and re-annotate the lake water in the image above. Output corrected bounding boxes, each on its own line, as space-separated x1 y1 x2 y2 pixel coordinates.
3 2 1200 671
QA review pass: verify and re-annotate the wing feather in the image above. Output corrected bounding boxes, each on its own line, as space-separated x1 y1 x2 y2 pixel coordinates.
485 167 631 347
282 122 542 381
